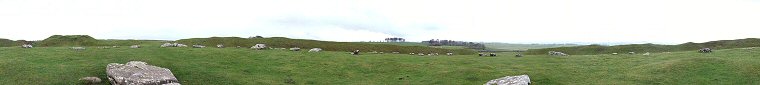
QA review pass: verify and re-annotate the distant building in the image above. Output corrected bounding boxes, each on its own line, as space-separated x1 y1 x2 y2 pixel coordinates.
385 37 406 42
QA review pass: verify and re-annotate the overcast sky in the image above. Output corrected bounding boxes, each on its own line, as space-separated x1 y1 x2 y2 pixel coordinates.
1 0 759 44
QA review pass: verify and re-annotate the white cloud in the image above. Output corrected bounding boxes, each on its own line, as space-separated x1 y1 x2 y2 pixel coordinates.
0 0 758 44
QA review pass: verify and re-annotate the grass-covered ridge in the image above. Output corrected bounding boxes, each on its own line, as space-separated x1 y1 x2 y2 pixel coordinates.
525 38 760 55
0 42 758 84
0 38 17 47
485 43 579 51
31 35 151 47
177 37 477 54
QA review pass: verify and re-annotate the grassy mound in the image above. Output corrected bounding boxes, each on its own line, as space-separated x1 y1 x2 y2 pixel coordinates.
525 38 760 55
36 35 145 47
177 37 477 54
38 35 100 47
0 38 16 47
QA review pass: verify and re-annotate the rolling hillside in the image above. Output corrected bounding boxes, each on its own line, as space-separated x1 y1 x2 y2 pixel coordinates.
177 37 477 55
485 43 579 51
525 38 760 55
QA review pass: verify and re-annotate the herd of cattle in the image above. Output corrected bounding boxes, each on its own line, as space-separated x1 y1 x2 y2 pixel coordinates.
14 44 717 56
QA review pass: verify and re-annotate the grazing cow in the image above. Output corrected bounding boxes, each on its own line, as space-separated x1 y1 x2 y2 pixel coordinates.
251 44 267 50
548 51 568 56
21 44 33 48
352 50 360 55
192 45 205 48
409 53 416 55
489 53 497 56
309 48 322 52
418 53 425 56
71 47 86 50
447 53 454 56
515 54 524 57
628 52 636 55
130 45 140 48
479 53 485 56
216 44 224 48
643 52 651 56
289 47 301 51
699 48 712 53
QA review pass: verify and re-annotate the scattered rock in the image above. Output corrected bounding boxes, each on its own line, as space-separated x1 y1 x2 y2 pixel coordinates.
289 47 301 51
484 75 531 85
548 51 568 56
216 44 224 48
251 44 267 50
21 44 33 48
106 61 180 85
71 47 86 50
130 45 141 48
308 48 322 52
699 48 712 53
79 77 102 85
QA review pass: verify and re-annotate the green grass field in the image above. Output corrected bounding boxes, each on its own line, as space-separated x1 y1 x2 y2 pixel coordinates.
1 42 758 85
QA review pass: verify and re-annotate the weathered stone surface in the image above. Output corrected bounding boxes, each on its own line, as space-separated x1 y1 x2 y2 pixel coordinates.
107 61 180 85
699 48 712 53
308 48 322 52
548 51 568 56
289 47 301 51
21 44 33 48
71 47 86 50
130 45 141 48
79 77 102 84
484 75 531 85
251 44 267 50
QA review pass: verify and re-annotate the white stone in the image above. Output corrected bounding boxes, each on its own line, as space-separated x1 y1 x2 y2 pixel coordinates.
484 75 531 85
308 48 322 52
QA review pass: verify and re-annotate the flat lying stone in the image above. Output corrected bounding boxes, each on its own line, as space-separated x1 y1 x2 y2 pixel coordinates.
484 75 530 85
107 61 180 85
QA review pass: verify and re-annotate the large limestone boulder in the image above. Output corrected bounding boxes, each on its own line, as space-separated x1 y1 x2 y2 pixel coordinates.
484 75 530 85
107 61 180 85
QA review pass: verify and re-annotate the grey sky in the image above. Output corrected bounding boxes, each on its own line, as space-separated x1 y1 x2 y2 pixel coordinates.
1 0 759 44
